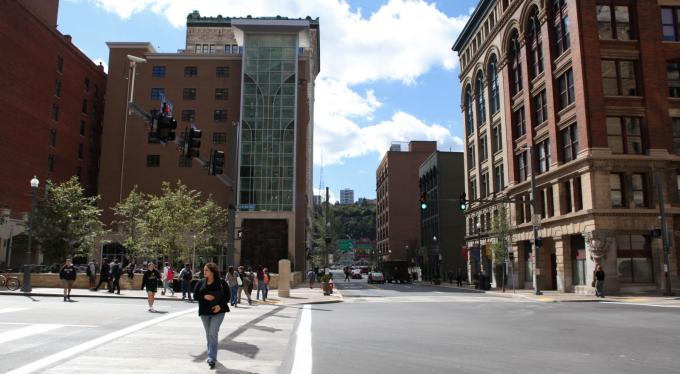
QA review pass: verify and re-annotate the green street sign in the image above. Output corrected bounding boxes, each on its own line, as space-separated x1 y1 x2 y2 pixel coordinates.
338 239 353 252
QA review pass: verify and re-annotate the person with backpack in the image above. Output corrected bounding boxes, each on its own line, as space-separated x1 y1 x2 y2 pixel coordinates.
162 262 175 296
59 258 77 302
93 258 110 292
193 262 230 369
141 262 162 312
110 258 122 294
87 259 97 290
242 267 254 305
225 266 240 307
179 263 193 300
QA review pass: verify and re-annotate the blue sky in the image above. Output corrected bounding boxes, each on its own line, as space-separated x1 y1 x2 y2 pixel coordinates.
58 0 478 201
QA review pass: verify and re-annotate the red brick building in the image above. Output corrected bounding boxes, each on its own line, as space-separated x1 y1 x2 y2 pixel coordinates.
0 0 106 216
376 141 437 265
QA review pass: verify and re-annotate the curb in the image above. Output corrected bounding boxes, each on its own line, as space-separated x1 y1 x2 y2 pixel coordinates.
0 291 191 301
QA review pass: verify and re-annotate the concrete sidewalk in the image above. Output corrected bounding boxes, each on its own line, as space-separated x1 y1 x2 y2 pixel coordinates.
415 280 680 306
0 285 343 305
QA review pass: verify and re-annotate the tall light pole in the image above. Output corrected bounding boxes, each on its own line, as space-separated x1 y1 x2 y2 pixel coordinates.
22 176 39 293
476 222 481 289
192 234 197 273
119 55 147 203
518 145 542 295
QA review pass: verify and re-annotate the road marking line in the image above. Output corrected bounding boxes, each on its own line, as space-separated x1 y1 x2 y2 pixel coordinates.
606 301 680 308
7 307 197 374
0 324 63 344
0 322 98 328
290 304 311 374
0 308 26 314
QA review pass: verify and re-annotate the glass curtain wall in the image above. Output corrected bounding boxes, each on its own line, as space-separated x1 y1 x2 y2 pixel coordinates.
239 34 297 211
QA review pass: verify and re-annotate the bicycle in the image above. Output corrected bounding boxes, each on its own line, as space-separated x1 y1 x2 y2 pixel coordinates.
0 273 21 291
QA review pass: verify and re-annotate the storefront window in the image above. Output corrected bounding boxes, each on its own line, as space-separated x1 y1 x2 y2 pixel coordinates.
571 235 586 285
524 242 533 282
616 234 653 283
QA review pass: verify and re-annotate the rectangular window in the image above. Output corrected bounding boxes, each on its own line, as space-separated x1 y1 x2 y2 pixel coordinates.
151 88 165 101
49 128 57 147
563 180 573 214
202 44 209 54
470 178 477 200
602 60 638 96
179 157 192 168
558 69 575 109
52 104 59 121
181 109 195 122
48 154 54 172
80 121 86 136
183 88 197 100
494 163 504 192
632 173 646 207
54 79 61 97
517 151 528 182
662 7 680 42
534 90 548 126
481 171 489 198
492 125 503 153
184 66 198 77
152 66 166 77
195 44 201 53
606 116 643 154
209 44 215 54
468 144 476 170
213 132 227 145
668 62 680 97
146 155 160 167
214 109 228 122
574 176 583 211
514 107 526 138
215 88 228 100
547 186 555 217
81 98 88 114
479 135 488 162
610 173 624 207
616 235 653 283
537 138 551 174
597 4 633 40
56 56 63 73
84 77 90 92
216 66 230 77
561 123 579 162
673 118 680 154
78 144 84 159
554 4 570 56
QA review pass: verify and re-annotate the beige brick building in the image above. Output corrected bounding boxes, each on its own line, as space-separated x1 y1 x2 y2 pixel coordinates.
453 0 680 294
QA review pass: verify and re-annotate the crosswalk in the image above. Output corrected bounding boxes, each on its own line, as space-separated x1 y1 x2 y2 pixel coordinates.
0 304 302 374
342 294 529 304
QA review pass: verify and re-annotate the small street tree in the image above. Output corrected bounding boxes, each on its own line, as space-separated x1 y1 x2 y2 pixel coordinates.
33 176 107 264
191 196 228 262
490 203 512 291
112 186 149 259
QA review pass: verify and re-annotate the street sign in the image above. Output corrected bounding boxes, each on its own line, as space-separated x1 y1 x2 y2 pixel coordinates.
532 214 541 229
338 239 353 253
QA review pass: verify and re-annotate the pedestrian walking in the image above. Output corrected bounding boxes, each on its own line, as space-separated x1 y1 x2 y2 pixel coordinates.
59 258 77 302
93 258 110 291
256 266 266 301
110 258 122 294
447 270 454 284
193 262 230 369
236 266 245 304
179 263 193 300
242 267 254 305
593 264 606 298
87 259 97 290
307 269 316 288
162 262 175 296
263 267 270 301
344 267 351 282
127 261 135 279
225 266 240 307
456 268 463 287
141 262 162 312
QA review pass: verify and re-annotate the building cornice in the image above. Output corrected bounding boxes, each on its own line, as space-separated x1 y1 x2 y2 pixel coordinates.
106 42 157 53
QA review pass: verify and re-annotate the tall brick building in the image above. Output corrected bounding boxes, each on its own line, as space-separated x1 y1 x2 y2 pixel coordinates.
376 141 436 265
99 13 319 271
0 0 106 266
454 0 679 294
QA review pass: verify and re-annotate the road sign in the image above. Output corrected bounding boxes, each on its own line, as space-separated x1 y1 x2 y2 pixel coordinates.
338 239 353 253
532 214 541 229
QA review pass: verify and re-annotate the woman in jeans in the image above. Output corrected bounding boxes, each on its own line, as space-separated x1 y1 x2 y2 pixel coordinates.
194 262 230 369
594 264 605 298
225 266 239 307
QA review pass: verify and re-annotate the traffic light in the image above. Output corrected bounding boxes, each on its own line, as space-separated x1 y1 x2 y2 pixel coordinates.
459 192 468 211
210 150 225 175
534 237 543 248
185 127 202 158
419 192 428 210
153 110 177 143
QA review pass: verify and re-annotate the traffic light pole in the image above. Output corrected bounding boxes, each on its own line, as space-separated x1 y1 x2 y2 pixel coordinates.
655 171 674 296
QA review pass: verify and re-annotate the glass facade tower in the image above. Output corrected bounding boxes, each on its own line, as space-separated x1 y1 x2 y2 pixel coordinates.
239 34 298 211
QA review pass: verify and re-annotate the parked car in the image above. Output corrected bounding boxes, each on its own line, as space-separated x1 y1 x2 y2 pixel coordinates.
351 268 362 279
359 266 369 274
367 272 385 284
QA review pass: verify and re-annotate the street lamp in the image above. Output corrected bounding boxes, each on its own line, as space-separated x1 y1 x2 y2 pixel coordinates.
476 222 481 289
119 55 147 203
192 234 197 273
517 145 542 295
22 176 39 292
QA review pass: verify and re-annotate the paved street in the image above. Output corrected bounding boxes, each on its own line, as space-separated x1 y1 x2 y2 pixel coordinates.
1 274 680 373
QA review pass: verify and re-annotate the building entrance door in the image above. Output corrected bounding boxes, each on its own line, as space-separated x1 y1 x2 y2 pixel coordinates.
241 219 288 272
550 252 558 290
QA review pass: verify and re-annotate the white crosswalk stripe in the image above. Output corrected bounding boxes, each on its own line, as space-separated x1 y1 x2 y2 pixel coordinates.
0 324 63 344
0 307 27 314
343 295 530 304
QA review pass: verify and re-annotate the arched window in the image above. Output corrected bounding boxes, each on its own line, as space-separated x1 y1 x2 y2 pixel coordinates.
527 8 543 79
488 55 500 114
553 0 570 56
508 30 523 96
465 85 474 136
475 72 486 126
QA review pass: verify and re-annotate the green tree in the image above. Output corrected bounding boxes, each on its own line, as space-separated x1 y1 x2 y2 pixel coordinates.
191 196 228 261
490 203 512 289
112 186 149 258
312 202 340 267
33 176 107 264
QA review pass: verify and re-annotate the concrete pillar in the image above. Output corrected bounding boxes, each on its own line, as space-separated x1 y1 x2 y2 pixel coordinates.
555 236 572 292
278 259 291 297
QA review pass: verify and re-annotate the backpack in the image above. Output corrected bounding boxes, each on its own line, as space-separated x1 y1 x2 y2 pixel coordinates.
182 269 192 281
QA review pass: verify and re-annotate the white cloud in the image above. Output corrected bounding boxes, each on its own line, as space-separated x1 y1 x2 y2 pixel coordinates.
89 0 469 165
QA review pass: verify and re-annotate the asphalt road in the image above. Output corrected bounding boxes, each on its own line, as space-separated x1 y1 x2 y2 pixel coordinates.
312 271 680 374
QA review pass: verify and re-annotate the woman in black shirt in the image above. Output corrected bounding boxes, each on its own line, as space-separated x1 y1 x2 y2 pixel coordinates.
141 262 162 312
193 262 230 369
59 258 77 302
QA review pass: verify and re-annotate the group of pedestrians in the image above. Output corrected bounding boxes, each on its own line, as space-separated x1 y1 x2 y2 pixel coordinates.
92 257 123 294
